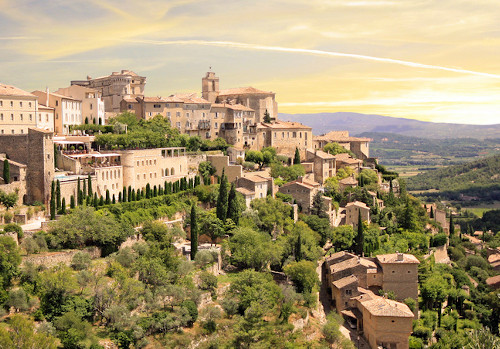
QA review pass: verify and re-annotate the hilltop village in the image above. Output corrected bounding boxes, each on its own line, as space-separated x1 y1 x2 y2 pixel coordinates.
0 71 498 349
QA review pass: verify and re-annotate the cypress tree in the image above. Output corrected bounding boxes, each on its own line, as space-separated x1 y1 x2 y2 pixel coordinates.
50 181 56 220
153 185 157 197
118 192 122 202
86 196 92 206
449 214 455 236
158 186 163 196
355 208 364 256
77 178 82 205
82 178 87 199
293 148 301 165
56 180 61 211
430 206 434 219
112 195 116 204
93 193 98 208
61 198 66 214
128 186 132 202
105 190 110 205
216 170 228 222
263 109 271 123
190 204 198 260
87 174 92 198
227 182 241 225
70 195 75 209
194 175 201 187
295 231 302 261
99 196 104 206
122 187 127 202
146 183 151 199
131 189 136 201
2 159 10 184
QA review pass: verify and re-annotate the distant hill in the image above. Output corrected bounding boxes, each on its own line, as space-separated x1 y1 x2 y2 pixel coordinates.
279 112 500 139
406 154 500 202
360 132 500 168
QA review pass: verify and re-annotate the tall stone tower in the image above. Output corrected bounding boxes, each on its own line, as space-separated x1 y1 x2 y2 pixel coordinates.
202 71 219 103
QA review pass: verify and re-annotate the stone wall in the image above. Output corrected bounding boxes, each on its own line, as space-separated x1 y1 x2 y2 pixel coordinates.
0 181 26 206
186 153 208 173
21 246 101 268
207 155 242 183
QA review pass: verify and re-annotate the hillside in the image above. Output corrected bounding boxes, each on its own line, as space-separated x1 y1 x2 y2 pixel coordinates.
363 132 500 169
279 112 500 139
406 154 500 202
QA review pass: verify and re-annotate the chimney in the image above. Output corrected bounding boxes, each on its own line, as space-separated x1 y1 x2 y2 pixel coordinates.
397 252 404 261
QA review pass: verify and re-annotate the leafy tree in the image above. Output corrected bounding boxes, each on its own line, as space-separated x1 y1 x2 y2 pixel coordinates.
310 191 328 218
6 288 29 312
190 204 198 260
71 251 92 271
293 148 301 165
199 211 225 244
323 142 352 156
358 169 378 186
322 313 344 345
229 227 279 271
198 161 216 182
270 163 305 182
303 215 333 246
284 260 318 293
216 171 228 222
50 181 56 220
0 315 58 348
2 159 9 184
449 213 455 236
250 197 293 234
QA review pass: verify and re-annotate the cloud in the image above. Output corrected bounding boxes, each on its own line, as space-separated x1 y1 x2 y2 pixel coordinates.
121 39 500 79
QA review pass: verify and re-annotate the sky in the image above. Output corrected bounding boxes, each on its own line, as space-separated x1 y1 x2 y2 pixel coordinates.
1 0 500 125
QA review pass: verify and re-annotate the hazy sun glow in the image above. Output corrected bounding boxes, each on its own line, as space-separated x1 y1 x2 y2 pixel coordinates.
1 0 500 124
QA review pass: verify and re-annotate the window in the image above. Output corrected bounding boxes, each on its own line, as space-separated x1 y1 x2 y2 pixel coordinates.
176 112 180 117
29 102 32 107
10 101 13 107
167 112 171 117
11 130 14 134
0 130 3 134
29 114 32 121
20 129 23 134
0 114 3 121
55 101 59 106
154 104 161 108
10 114 13 120
0 101 2 106
137 175 140 180
128 104 132 109
215 122 218 128
20 102 23 107
90 103 93 110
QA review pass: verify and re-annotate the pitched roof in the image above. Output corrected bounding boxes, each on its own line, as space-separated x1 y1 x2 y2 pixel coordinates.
219 86 273 95
242 174 269 183
0 84 36 98
315 131 371 142
211 103 254 111
339 177 358 185
38 104 54 111
333 275 358 289
236 187 255 196
376 253 420 264
486 275 500 288
281 177 320 190
142 96 168 103
258 120 312 130
346 201 369 209
311 150 335 160
355 291 414 317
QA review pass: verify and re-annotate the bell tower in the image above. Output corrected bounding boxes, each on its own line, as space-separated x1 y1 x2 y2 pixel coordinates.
202 71 219 103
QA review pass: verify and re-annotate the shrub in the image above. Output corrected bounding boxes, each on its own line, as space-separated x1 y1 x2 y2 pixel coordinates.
3 211 13 223
3 223 23 239
71 251 92 271
431 233 447 247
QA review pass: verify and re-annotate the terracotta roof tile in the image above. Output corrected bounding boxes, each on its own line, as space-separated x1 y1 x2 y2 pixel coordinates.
0 84 36 98
219 86 273 95
376 253 420 264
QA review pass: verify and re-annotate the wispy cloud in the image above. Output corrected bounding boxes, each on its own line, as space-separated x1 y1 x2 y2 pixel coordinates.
122 39 500 79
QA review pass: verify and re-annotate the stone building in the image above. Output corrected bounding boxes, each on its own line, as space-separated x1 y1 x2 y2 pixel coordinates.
250 120 313 156
278 177 321 214
344 201 370 229
71 70 146 112
202 71 278 122
0 83 38 135
313 131 370 160
325 251 418 349
32 89 82 135
235 173 275 207
304 149 336 184
37 104 55 131
0 156 27 206
56 85 105 125
0 128 54 204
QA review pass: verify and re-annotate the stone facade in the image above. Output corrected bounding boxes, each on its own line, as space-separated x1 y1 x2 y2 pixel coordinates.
33 89 82 135
37 105 55 131
305 149 336 184
207 155 243 183
251 120 313 156
0 83 38 135
235 173 275 207
376 254 420 302
313 131 370 160
71 70 146 112
56 85 105 125
344 201 370 229
0 128 54 204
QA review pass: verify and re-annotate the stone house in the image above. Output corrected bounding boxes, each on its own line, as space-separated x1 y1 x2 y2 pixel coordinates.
313 130 371 160
278 177 320 214
344 201 370 229
236 173 275 208
339 175 358 191
0 83 38 135
304 149 336 184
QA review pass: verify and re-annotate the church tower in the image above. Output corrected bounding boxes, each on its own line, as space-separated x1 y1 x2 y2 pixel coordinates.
202 71 219 103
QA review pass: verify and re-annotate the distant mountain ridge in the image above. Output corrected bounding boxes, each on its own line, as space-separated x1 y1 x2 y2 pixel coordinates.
278 112 500 139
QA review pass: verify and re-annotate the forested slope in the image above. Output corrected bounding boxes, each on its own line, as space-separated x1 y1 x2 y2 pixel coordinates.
407 154 500 201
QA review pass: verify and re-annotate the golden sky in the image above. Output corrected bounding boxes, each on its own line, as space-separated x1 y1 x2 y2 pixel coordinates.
1 0 500 124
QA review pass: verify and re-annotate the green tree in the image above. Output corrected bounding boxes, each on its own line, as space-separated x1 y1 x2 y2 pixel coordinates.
0 235 21 288
284 260 318 293
70 195 75 209
77 177 82 205
61 197 66 214
229 227 278 271
2 159 10 184
0 191 18 210
227 182 242 225
87 174 92 198
50 181 56 220
105 189 110 205
82 178 87 198
216 170 228 222
190 204 198 260
310 191 328 218
449 213 455 236
354 209 364 255
430 206 434 219
323 142 352 156
199 161 216 182
0 315 58 349
56 180 61 211
294 148 301 164
263 109 271 123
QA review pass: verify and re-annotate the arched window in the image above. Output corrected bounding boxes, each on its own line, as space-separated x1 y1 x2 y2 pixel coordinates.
171 167 175 176
165 168 169 176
